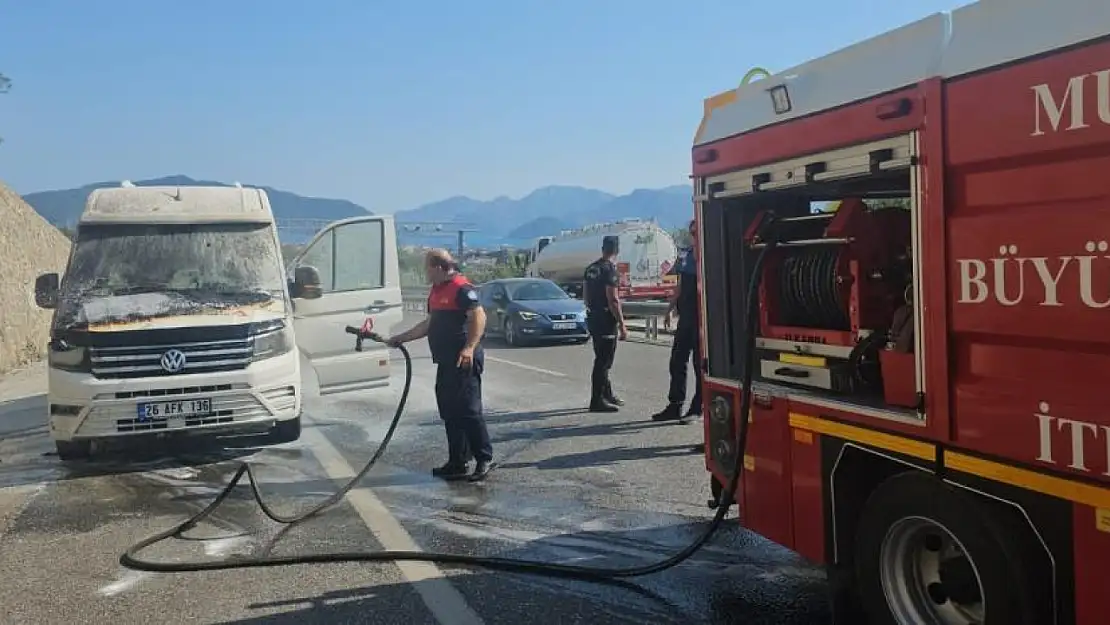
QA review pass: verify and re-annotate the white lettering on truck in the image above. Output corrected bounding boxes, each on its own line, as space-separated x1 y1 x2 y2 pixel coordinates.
1035 402 1110 476
1031 69 1110 136
955 241 1110 307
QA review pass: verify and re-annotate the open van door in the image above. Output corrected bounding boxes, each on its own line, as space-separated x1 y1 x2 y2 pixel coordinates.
288 215 404 395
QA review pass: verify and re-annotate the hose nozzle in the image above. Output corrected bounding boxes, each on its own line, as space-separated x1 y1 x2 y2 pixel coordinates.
344 326 384 352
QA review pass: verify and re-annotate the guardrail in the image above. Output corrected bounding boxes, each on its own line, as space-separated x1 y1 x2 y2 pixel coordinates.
399 286 673 342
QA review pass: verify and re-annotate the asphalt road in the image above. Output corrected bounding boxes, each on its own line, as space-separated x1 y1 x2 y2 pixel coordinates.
0 315 831 625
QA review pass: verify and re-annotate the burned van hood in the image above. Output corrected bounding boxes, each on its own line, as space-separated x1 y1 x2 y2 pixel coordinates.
70 292 285 332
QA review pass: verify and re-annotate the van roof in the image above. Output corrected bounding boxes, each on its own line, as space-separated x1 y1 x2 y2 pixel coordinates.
80 185 275 225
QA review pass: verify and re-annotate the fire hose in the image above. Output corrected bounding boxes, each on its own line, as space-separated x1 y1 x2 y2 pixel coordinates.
119 242 776 582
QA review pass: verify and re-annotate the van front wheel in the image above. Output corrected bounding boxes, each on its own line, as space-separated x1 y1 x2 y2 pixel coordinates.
55 440 91 461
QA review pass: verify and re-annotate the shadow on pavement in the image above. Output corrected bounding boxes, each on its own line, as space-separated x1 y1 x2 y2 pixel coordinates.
412 406 590 429
216 520 831 625
498 443 702 471
491 419 675 444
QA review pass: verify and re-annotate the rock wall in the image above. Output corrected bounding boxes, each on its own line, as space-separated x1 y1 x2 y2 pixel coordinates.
0 181 71 375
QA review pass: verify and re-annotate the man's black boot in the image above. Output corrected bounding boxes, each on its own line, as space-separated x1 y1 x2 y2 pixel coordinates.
683 399 703 419
432 462 470 481
651 403 684 422
603 381 624 406
589 379 619 412
469 460 495 482
590 398 619 412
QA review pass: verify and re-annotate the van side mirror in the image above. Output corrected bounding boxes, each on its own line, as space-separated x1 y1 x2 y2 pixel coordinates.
290 265 323 300
35 273 59 309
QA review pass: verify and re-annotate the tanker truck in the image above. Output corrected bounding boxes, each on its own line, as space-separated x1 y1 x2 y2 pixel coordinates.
525 219 679 300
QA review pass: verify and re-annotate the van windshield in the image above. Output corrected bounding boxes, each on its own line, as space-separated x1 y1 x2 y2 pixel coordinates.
55 222 287 329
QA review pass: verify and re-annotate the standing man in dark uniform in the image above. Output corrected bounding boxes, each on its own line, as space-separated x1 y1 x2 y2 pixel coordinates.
651 219 704 422
387 249 494 481
583 235 628 412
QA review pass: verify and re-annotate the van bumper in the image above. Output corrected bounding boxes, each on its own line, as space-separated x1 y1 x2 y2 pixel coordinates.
47 351 302 443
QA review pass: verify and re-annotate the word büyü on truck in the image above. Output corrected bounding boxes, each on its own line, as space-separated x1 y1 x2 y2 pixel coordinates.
692 1 1110 624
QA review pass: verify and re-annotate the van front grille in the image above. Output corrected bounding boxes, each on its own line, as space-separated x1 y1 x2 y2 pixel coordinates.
91 338 252 379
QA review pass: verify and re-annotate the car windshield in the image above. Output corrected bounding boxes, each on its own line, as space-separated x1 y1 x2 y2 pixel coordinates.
507 280 568 301
54 222 286 329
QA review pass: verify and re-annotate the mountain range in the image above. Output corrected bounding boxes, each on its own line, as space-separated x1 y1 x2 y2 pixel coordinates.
19 175 694 247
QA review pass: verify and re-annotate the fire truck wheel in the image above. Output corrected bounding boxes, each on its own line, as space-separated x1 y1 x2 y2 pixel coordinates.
853 471 1037 625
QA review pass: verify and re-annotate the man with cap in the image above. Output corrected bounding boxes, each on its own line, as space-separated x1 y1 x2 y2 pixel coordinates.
651 219 704 422
387 249 494 481
582 235 628 412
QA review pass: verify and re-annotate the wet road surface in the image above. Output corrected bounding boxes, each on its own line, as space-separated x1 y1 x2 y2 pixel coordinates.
0 315 832 624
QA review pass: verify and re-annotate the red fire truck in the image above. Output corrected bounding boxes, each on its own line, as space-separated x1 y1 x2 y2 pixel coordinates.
693 2 1110 624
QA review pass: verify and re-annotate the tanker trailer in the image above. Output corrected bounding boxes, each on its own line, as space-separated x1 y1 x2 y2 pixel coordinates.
526 219 678 299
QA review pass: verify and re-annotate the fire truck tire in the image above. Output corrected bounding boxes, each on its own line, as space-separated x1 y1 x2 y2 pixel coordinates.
852 471 1038 625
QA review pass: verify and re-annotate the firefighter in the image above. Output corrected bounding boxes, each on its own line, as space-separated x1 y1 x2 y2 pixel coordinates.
387 249 494 482
583 235 628 412
651 219 704 422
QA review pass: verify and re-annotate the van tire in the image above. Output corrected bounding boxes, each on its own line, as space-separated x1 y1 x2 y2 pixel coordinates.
55 440 91 461
270 416 302 444
853 471 1038 625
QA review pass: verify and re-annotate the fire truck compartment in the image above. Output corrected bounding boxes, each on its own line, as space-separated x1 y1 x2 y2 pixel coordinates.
700 135 923 422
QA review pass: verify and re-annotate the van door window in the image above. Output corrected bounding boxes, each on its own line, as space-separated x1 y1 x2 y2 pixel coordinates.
333 220 384 291
297 220 384 293
298 231 335 291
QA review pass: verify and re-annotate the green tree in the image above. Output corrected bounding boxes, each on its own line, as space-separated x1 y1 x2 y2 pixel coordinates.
399 248 427 287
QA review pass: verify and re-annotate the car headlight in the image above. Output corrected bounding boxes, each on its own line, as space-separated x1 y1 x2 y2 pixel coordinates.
517 311 538 321
576 310 587 321
253 327 293 361
48 340 89 372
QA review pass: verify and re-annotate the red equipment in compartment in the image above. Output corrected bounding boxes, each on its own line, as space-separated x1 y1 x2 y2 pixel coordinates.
743 198 911 348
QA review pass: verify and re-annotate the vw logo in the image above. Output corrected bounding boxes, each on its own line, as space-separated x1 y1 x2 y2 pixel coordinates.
160 349 187 373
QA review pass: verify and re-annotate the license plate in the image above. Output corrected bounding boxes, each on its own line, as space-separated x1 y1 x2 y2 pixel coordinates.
551 322 576 330
137 398 213 421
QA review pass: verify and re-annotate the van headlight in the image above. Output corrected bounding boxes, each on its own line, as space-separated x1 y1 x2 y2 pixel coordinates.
48 339 90 372
252 327 293 361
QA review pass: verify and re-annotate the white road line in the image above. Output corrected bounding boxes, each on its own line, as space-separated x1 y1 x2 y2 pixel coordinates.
0 483 45 540
484 356 567 378
300 427 485 625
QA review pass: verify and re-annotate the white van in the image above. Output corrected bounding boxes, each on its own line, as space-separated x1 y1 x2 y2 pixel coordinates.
33 183 403 460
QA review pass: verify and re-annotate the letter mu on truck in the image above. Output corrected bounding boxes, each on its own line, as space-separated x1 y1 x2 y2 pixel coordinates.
690 2 1110 624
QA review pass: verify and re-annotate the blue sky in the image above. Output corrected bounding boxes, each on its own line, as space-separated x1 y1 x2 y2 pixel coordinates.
0 0 967 213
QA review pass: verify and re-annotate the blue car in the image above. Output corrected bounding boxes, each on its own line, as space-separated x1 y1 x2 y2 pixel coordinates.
478 278 589 347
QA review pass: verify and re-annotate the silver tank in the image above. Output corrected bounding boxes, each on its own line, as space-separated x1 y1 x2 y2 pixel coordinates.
529 219 679 286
